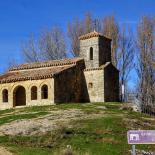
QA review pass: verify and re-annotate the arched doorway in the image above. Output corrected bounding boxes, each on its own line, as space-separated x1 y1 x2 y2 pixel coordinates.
13 86 26 107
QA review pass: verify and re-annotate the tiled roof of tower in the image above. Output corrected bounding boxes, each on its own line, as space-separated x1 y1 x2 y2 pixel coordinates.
79 31 111 41
0 64 76 84
9 57 83 71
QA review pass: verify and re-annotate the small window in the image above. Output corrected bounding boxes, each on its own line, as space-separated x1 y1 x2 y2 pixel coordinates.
31 86 37 100
90 47 93 60
41 85 48 99
2 89 8 102
88 83 93 89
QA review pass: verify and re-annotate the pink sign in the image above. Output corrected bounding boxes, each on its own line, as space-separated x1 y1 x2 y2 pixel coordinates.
127 130 155 144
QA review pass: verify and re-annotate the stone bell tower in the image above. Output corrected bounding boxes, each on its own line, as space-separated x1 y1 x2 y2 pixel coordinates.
79 31 112 68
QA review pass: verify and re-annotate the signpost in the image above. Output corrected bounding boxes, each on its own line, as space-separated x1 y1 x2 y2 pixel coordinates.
127 130 155 155
132 145 136 155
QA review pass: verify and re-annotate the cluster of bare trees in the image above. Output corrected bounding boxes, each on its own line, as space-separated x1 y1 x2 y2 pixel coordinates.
136 16 155 106
21 13 155 105
67 13 121 63
68 13 95 56
22 27 66 62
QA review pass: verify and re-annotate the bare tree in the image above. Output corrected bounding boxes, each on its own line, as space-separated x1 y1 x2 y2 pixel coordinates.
8 58 18 69
84 12 93 33
22 34 40 62
118 27 135 101
102 16 120 66
22 26 66 62
93 18 103 33
39 27 66 60
68 14 120 58
3 58 18 73
68 18 84 57
68 12 95 56
136 16 155 106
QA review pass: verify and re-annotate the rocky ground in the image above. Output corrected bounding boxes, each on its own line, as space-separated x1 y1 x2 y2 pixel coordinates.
0 109 103 136
0 146 13 155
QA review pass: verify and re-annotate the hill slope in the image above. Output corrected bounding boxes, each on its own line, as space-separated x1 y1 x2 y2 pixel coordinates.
0 103 155 155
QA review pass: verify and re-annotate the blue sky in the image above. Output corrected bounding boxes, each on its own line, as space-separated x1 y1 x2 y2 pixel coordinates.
0 0 154 75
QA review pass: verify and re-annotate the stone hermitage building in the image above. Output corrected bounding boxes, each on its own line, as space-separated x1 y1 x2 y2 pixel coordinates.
0 31 119 110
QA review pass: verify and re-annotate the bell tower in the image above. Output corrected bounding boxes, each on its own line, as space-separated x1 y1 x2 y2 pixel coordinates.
79 31 112 68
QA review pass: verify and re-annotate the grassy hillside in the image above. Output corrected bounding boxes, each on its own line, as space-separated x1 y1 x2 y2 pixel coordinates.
0 103 155 155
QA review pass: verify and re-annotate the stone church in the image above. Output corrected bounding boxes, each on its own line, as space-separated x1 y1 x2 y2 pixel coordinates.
0 31 119 110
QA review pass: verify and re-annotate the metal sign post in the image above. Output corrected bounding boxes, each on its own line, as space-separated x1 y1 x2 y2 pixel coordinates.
127 130 155 155
132 145 136 155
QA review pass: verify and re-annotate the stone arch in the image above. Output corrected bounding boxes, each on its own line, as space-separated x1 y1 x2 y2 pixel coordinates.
41 84 48 99
39 81 51 89
11 83 27 93
90 47 93 60
31 86 37 100
0 87 9 104
28 83 38 90
13 85 26 107
2 89 8 102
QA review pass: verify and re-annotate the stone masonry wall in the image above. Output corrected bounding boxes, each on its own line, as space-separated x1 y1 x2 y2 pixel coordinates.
80 37 112 68
104 64 119 102
0 78 54 110
80 37 99 68
99 37 111 66
54 61 86 103
84 69 104 102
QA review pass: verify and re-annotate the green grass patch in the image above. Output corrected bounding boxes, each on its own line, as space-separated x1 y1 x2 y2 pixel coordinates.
0 111 49 125
0 102 155 155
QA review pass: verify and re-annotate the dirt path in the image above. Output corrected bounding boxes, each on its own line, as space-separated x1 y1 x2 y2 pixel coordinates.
0 146 13 155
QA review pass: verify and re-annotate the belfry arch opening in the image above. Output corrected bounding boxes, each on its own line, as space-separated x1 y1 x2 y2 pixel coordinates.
90 47 93 60
13 86 26 107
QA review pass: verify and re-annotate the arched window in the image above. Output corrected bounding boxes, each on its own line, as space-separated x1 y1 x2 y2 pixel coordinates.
90 47 93 60
41 85 48 99
2 89 8 102
31 86 37 100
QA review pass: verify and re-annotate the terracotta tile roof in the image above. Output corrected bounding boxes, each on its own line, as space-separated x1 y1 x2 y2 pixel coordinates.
84 62 111 71
79 31 111 41
9 57 83 71
0 64 76 84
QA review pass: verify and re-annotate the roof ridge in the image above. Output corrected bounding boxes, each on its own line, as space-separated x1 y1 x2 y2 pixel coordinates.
0 64 76 84
79 31 112 41
9 57 83 71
